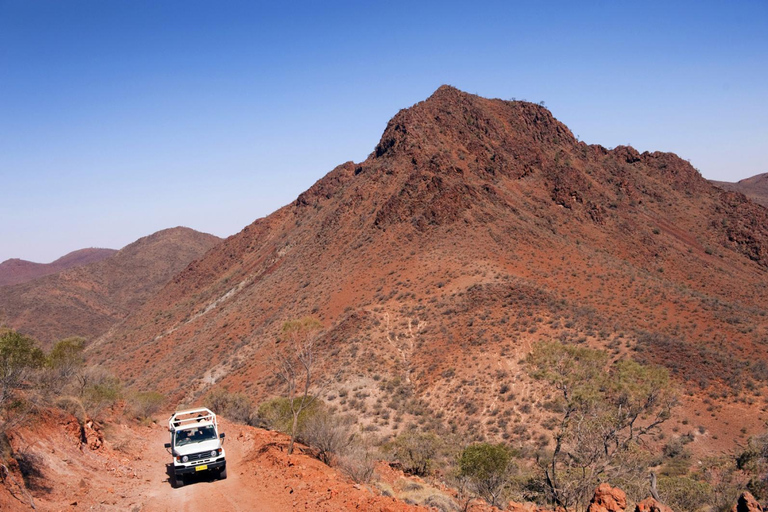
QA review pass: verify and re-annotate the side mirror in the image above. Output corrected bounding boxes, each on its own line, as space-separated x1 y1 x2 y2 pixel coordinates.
164 443 171 448
219 433 225 439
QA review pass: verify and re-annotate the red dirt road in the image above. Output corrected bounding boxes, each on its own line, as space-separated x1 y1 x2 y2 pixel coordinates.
2 411 425 511
138 420 279 512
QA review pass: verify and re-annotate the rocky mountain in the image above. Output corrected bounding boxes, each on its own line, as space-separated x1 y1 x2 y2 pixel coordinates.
90 86 768 452
0 227 221 346
712 172 768 208
0 248 117 286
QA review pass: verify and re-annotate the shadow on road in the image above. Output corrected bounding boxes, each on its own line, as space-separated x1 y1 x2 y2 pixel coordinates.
166 463 223 488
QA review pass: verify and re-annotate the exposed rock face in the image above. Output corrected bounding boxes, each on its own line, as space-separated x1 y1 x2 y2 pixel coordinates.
635 497 674 512
88 87 768 453
587 483 627 512
731 492 764 512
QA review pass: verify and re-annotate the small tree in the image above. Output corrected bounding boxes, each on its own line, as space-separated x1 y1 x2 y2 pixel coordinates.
256 396 321 433
78 366 122 419
47 336 85 379
40 336 86 394
0 329 45 408
458 443 516 507
275 317 323 455
527 341 676 510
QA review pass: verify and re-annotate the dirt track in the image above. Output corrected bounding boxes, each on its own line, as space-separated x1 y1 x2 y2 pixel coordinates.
2 410 426 511
136 420 278 512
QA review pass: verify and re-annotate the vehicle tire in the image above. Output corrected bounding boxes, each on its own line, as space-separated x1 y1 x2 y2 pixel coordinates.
218 467 227 480
173 473 185 488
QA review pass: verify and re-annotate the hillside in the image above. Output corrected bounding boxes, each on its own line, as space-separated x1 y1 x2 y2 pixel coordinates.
712 172 768 208
90 86 768 454
0 248 117 286
0 227 221 346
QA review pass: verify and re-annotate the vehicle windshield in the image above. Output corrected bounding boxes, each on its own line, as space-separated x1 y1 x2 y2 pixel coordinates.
175 425 216 446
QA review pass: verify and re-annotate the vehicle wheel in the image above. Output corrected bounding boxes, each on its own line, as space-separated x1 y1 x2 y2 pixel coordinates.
173 473 185 488
218 467 227 480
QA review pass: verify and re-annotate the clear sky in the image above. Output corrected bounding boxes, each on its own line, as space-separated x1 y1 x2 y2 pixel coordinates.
1 0 766 263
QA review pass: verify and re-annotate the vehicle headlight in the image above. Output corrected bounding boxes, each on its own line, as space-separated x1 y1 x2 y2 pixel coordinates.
211 450 218 458
181 455 189 463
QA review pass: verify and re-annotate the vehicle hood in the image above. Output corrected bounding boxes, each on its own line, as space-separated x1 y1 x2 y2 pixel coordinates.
173 439 222 456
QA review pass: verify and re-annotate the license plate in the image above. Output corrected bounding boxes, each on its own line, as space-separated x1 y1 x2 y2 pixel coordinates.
195 465 208 472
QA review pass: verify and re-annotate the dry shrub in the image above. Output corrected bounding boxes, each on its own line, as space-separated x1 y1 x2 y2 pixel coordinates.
78 366 122 419
55 396 87 424
337 444 376 483
301 410 354 465
204 387 254 424
128 391 165 420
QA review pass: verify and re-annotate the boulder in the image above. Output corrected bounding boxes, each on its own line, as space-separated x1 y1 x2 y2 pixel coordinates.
635 497 673 512
731 492 763 512
587 483 627 512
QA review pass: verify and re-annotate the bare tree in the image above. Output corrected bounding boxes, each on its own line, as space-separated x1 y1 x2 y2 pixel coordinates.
275 317 323 455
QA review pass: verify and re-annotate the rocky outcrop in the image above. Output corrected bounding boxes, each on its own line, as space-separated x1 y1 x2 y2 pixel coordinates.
587 484 627 512
731 492 764 512
635 497 674 512
507 502 547 512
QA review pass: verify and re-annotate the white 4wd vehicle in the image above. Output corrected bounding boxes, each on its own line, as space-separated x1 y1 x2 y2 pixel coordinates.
164 408 226 488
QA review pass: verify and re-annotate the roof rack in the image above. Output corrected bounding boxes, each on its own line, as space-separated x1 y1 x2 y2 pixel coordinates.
168 407 217 431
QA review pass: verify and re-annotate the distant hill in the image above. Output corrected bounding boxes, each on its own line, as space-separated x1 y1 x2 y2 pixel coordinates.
0 227 221 346
711 172 768 208
91 86 768 453
0 248 117 286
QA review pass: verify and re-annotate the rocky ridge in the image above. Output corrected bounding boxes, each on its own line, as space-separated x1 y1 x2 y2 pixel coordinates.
0 248 116 287
90 86 768 454
0 227 221 346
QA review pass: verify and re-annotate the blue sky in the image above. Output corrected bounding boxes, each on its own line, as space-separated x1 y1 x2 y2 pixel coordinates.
1 0 766 263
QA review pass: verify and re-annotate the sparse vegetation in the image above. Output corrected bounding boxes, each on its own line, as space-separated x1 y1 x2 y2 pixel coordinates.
128 391 165 421
301 408 354 465
737 431 768 502
204 387 254 424
526 340 676 510
256 396 322 434
274 317 325 455
386 430 443 476
0 329 45 409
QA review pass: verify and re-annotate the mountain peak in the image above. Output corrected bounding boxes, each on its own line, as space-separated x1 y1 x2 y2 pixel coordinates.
372 85 574 163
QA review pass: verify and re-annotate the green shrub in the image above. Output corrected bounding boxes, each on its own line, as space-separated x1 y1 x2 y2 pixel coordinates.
47 337 85 377
129 391 165 420
256 396 321 434
79 367 122 419
0 329 45 408
204 387 254 424
738 432 768 502
658 476 713 512
458 443 516 507
55 396 87 424
386 431 441 476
